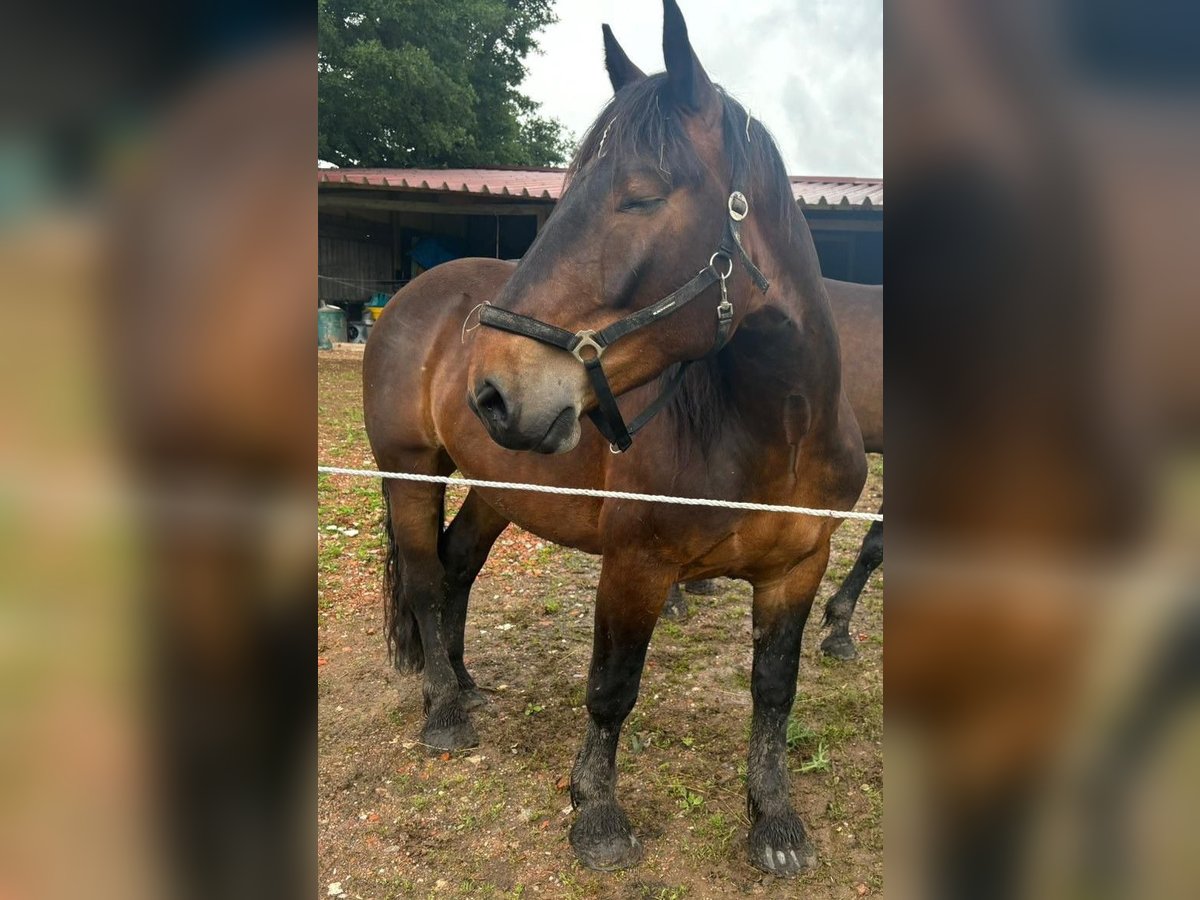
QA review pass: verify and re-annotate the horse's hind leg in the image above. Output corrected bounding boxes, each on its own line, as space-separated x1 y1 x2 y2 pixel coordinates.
662 578 721 621
570 551 675 871
745 547 830 877
383 473 477 751
438 488 509 711
662 583 689 621
820 517 883 660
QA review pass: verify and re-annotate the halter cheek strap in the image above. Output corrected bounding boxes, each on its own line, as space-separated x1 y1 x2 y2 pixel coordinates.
478 179 769 453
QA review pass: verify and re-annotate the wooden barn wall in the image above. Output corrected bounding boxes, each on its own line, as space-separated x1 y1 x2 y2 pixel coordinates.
319 209 396 303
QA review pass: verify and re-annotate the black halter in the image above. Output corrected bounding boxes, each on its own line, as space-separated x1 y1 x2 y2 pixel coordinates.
478 174 770 453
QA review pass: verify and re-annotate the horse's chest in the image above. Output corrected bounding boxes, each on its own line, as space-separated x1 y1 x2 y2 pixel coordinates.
672 471 828 578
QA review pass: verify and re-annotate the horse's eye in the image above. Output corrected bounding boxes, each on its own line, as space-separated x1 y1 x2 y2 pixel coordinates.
618 197 665 213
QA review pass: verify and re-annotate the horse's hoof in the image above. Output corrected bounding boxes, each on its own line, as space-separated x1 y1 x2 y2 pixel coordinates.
459 686 491 712
569 803 643 872
662 585 689 622
682 579 719 596
420 707 479 751
747 812 815 876
820 633 858 661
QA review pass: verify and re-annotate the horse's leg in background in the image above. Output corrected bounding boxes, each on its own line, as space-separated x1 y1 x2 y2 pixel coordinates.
820 515 883 660
746 548 829 876
383 472 478 751
662 578 720 621
662 583 689 621
438 488 510 711
570 551 674 871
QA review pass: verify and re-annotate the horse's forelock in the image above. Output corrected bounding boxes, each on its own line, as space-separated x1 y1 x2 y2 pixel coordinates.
566 75 794 232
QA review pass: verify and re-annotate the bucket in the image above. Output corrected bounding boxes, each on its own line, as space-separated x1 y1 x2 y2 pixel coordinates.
318 303 347 349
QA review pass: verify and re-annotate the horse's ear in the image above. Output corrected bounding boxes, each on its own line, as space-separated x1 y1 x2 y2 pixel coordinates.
662 0 716 114
602 24 646 93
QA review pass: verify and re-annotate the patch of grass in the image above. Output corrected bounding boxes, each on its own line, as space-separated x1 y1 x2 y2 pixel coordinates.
542 598 561 614
631 884 689 900
797 740 831 774
455 878 501 899
692 811 735 850
670 781 705 815
825 788 847 821
382 877 418 899
820 721 860 749
625 714 660 755
786 716 815 750
318 538 344 572
668 655 691 675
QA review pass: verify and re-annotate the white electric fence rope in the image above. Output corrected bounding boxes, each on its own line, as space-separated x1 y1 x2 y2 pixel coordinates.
318 465 883 523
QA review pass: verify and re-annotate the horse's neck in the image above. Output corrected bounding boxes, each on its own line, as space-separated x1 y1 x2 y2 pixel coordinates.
723 216 843 437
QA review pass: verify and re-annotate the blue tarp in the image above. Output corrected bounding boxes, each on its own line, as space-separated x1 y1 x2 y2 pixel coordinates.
411 235 464 271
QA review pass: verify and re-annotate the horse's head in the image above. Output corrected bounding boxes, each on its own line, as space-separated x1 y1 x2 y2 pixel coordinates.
467 0 792 453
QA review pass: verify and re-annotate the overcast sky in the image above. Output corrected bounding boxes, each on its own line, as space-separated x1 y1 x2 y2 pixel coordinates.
521 0 881 178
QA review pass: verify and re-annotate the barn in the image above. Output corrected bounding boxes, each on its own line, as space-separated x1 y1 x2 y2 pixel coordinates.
318 166 882 336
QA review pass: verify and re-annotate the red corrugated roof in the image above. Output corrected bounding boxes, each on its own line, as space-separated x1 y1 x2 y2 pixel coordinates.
318 168 882 209
789 176 883 209
318 167 566 200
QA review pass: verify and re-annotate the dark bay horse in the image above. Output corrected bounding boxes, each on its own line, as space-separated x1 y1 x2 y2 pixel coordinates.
362 0 865 876
666 278 883 660
818 280 883 658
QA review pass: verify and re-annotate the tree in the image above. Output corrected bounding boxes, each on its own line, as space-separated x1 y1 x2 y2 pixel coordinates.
318 0 571 168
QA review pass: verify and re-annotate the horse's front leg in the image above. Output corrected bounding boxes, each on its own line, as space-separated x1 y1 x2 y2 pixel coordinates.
746 546 830 876
569 551 674 871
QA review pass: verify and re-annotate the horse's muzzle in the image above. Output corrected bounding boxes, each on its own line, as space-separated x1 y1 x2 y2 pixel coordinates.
468 379 579 454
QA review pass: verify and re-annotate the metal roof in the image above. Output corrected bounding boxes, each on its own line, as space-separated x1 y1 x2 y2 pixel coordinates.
318 168 566 200
789 177 883 209
319 168 882 209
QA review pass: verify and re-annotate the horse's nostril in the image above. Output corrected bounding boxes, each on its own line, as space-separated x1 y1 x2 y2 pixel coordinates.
475 380 510 429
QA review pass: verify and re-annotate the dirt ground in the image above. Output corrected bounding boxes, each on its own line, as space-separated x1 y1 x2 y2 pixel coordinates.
318 351 883 899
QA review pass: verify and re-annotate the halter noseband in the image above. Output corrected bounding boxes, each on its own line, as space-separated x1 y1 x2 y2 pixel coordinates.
478 164 769 453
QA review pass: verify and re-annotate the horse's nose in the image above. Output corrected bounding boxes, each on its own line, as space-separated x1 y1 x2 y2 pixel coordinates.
474 379 511 431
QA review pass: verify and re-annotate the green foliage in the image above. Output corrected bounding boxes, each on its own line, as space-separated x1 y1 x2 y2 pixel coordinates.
798 741 831 773
318 0 571 167
670 782 705 814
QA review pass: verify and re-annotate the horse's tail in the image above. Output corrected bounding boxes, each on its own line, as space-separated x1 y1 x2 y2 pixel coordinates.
382 483 424 673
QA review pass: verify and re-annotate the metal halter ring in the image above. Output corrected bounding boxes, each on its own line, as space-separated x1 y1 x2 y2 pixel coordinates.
708 251 734 280
728 191 749 221
571 330 605 362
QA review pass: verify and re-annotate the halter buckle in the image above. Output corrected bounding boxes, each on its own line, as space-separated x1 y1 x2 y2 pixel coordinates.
728 191 749 221
571 330 605 362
